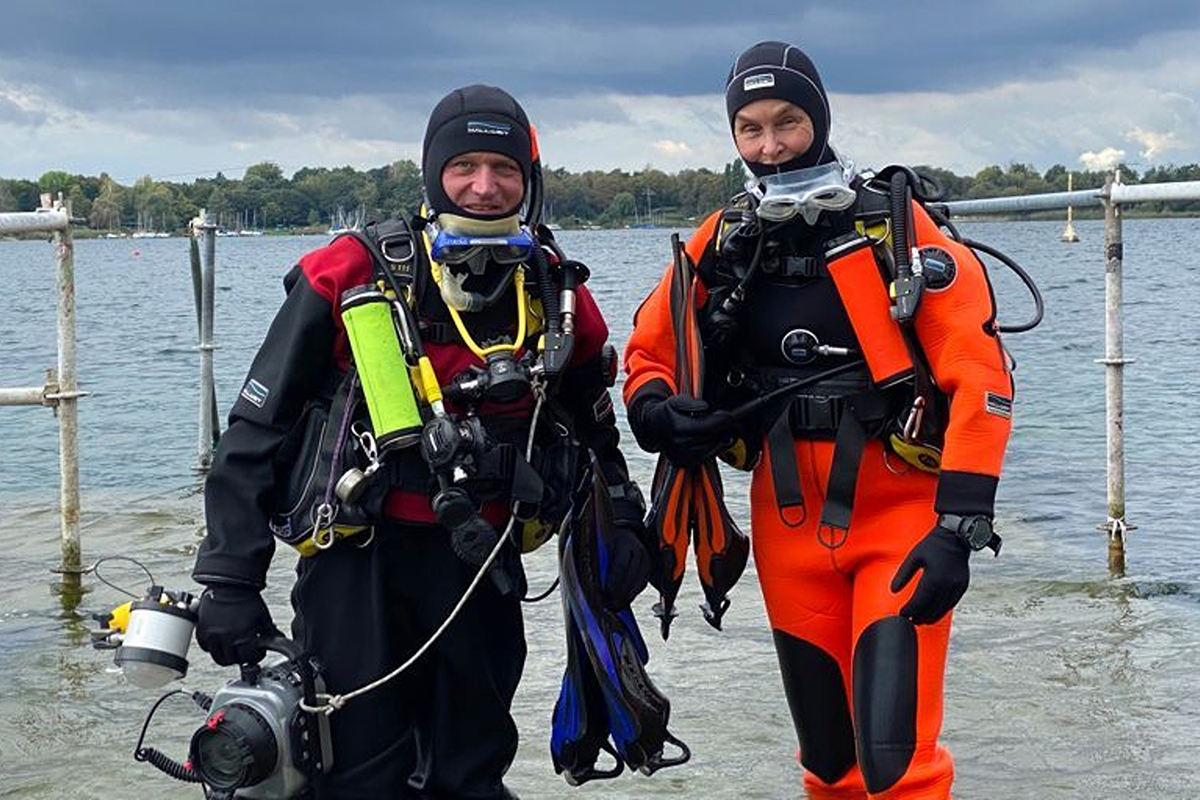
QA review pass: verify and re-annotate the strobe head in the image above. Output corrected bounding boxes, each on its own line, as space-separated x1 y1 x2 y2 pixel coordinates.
110 587 198 689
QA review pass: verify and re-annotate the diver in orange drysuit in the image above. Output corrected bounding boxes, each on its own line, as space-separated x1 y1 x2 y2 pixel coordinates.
624 41 1014 800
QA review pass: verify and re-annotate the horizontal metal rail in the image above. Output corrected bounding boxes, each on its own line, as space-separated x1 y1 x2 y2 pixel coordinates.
943 180 1200 215
0 386 50 406
0 209 71 234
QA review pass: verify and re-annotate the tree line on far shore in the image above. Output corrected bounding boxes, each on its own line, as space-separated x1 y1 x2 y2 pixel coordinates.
2 159 1199 234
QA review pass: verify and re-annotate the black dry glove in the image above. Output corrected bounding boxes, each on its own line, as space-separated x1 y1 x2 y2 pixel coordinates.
601 525 652 610
632 395 736 470
195 585 279 666
890 524 971 625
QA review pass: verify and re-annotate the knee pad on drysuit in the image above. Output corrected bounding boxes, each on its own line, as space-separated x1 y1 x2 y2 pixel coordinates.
772 629 857 785
853 616 918 794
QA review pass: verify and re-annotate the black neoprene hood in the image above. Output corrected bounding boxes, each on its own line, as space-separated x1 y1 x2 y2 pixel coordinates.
725 41 832 176
422 84 534 219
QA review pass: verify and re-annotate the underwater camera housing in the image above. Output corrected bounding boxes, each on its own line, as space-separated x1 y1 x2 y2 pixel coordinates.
187 638 333 798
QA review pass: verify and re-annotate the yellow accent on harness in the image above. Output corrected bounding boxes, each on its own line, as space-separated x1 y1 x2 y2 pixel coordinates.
887 432 943 473
294 525 371 557
416 355 443 406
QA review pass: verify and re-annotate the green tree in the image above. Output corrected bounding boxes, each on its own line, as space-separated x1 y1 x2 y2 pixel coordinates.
89 176 125 230
38 170 75 198
0 179 16 212
600 191 637 227
132 175 176 231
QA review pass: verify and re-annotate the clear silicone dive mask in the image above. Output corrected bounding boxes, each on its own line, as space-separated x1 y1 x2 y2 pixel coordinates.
747 158 858 224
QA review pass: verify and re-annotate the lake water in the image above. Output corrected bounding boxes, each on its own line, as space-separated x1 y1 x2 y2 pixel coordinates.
1 221 1198 798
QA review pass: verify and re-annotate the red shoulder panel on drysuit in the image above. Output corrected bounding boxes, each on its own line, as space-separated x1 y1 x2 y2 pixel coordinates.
298 235 376 369
570 284 609 366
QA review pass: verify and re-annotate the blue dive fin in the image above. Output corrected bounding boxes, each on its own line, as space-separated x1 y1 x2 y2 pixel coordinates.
550 612 624 785
551 460 691 780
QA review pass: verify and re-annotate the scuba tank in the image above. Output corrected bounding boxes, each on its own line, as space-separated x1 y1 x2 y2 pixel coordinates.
339 285 423 452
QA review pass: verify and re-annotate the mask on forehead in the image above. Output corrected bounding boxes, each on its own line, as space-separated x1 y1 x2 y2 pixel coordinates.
725 41 833 177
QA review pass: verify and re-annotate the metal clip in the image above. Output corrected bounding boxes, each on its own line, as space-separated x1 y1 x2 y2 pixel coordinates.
352 423 379 463
312 502 337 550
902 396 926 442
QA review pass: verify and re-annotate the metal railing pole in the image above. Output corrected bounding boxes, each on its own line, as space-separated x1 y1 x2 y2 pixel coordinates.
50 196 82 580
1099 173 1130 576
198 213 218 471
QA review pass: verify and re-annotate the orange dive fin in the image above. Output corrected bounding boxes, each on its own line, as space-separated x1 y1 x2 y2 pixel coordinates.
691 458 749 630
649 454 692 640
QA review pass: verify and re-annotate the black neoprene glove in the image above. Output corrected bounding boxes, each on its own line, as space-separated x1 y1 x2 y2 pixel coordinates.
600 495 653 609
631 395 736 469
890 524 971 625
195 584 279 666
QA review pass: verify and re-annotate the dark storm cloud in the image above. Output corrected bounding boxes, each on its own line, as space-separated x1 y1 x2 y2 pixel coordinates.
4 0 1198 114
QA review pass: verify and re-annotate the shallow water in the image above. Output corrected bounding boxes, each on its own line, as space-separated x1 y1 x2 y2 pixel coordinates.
2 220 1198 798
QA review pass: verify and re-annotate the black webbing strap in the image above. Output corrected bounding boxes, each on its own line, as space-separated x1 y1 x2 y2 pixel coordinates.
767 409 805 518
318 368 360 504
817 411 868 533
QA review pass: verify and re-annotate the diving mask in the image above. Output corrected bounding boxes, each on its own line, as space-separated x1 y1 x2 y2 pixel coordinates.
430 226 536 274
747 158 857 224
426 215 535 312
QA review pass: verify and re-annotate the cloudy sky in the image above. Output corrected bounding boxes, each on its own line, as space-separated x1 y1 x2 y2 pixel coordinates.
2 1 1198 183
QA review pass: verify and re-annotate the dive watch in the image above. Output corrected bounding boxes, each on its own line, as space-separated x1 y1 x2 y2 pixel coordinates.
938 513 1001 554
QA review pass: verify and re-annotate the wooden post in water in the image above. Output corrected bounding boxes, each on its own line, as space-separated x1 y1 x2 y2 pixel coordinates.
50 195 82 584
196 211 218 471
1099 172 1130 576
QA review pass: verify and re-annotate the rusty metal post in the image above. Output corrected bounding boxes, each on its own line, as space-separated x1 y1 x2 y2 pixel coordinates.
1098 172 1131 576
197 211 218 471
50 195 82 581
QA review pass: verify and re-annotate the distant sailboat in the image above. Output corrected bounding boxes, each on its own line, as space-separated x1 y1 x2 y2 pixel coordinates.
628 187 656 229
131 211 170 238
328 205 365 236
1061 173 1080 243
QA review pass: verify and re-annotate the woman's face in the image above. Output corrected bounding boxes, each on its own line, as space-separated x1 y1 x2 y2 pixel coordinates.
732 99 815 166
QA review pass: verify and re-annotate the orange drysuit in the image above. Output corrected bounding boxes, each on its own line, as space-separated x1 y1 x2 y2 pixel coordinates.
624 197 1013 799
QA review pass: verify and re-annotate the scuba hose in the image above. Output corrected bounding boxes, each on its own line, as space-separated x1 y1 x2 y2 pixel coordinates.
926 204 1045 334
728 359 870 423
889 169 924 324
874 166 1042 336
966 238 1044 334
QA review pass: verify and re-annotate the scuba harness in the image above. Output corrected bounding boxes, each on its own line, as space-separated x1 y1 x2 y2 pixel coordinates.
706 163 1043 531
270 213 597 561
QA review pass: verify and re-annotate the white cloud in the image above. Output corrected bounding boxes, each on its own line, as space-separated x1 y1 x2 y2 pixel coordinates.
1126 126 1182 160
1079 148 1126 171
653 140 693 157
4 25 1200 180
